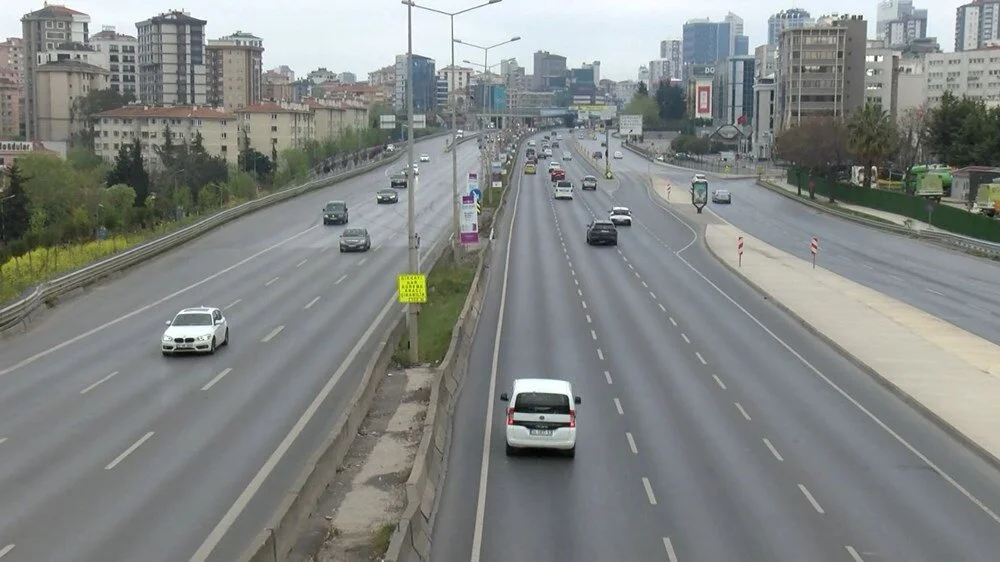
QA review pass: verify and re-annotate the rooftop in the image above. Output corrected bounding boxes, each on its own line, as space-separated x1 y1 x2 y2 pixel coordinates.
23 3 88 20
96 105 236 119
239 102 312 114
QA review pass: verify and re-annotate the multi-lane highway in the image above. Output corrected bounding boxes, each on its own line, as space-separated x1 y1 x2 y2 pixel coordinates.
432 131 1000 561
0 135 480 562
589 141 1000 344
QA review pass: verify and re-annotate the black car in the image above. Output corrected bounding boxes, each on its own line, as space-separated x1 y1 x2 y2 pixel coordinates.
323 200 349 225
586 220 618 246
390 173 408 189
581 175 598 190
339 227 372 252
377 189 399 204
552 141 560 148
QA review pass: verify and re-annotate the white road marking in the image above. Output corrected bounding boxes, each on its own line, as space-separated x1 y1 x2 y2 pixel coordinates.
105 431 154 470
374 244 383 252
570 268 576 276
641 280 649 288
0 544 13 559
861 263 875 270
658 303 666 312
888 274 904 282
642 477 658 505
628 263 635 270
604 370 613 384
0 438 7 446
626 432 638 454
712 374 727 390
634 271 641 279
669 317 677 326
845 545 865 562
734 402 752 421
622 256 628 262
574 278 579 286
304 296 321 309
80 371 119 394
266 277 280 287
296 259 308 268
581 300 587 309
586 314 592 323
597 348 605 361
201 368 233 391
763 438 784 462
335 274 348 285
614 398 624 415
577 288 583 297
567 261 573 269
591 329 598 341
261 325 284 343
663 537 679 562
358 257 368 266
681 333 691 344
695 352 707 365
223 299 242 310
798 484 825 514
649 291 656 299
320 245 330 253
925 288 944 296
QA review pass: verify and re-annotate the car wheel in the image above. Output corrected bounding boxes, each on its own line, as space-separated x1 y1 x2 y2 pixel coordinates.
505 443 517 456
339 246 346 253
208 336 217 355
224 327 230 346
564 446 576 458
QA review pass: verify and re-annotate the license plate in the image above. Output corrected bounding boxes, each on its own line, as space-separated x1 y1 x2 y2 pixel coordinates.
529 429 553 436
177 343 192 348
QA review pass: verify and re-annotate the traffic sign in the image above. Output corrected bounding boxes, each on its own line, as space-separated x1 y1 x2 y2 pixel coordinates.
397 274 427 303
469 187 483 200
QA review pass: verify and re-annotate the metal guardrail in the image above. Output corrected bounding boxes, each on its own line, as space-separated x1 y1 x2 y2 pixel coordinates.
0 130 476 333
755 179 1000 258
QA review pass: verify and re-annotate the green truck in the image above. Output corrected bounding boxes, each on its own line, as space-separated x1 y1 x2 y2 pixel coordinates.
974 183 1000 217
905 165 951 199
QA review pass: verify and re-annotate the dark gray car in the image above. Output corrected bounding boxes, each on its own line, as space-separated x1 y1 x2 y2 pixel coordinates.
377 189 399 204
323 200 348 225
581 175 598 190
339 227 372 252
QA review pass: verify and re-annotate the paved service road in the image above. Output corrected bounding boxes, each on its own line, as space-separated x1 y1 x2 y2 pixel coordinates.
0 136 480 562
431 131 1000 562
583 139 1000 345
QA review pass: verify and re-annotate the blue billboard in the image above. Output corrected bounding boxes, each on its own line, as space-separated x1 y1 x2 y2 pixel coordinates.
491 85 507 111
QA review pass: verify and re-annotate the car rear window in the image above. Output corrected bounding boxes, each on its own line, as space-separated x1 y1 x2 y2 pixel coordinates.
557 181 572 188
513 392 571 414
343 229 366 236
593 223 615 231
612 209 631 215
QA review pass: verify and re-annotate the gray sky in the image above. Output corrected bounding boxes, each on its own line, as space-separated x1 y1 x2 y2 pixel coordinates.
5 0 958 81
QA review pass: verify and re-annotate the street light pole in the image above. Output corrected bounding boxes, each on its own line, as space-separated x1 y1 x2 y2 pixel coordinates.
405 1 419 364
0 194 13 244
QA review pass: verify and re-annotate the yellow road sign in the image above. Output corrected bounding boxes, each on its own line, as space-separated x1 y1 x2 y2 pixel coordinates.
397 273 427 303
476 202 482 215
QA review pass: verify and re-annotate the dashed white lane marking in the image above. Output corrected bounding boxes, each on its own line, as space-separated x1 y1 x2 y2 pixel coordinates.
626 432 638 454
105 431 155 470
335 274 348 285
201 368 233 391
634 271 641 279
627 263 635 270
641 280 648 288
581 300 588 309
0 438 7 446
712 374 727 390
574 278 579 286
296 259 308 268
888 274 904 282
586 314 592 323
374 244 383 252
798 484 825 514
261 325 284 343
622 256 629 263
304 296 321 309
658 303 666 312
358 257 368 266
591 329 598 341
845 545 865 562
604 370 613 384
265 276 280 287
735 402 752 421
649 291 656 299
925 288 944 296
695 352 707 365
763 438 784 462
681 333 691 344
597 348 605 361
567 260 573 269
861 263 875 270
0 544 14 559
669 317 677 326
614 398 624 415
642 477 658 505
577 288 583 297
80 371 120 394
223 299 242 310
570 268 577 276
663 537 679 562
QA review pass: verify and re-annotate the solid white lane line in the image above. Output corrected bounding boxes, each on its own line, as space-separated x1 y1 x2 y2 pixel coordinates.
695 352 707 365
80 371 119 394
649 291 656 299
734 402 752 421
265 276 280 287
591 329 598 341
581 300 588 309
358 257 368 266
642 477 658 505
845 545 865 562
681 333 691 344
798 484 825 514
614 398 624 415
641 280 649 288
261 326 284 343
925 287 944 296
597 348 605 361
669 317 677 326
658 303 666 312
663 537 679 562
763 438 784 462
0 544 13 559
861 263 875 270
604 370 613 384
335 274 348 285
105 431 154 470
320 245 330 252
712 374 727 390
626 432 638 454
296 259 308 268
304 296 321 309
888 274 904 282
201 368 233 391
223 299 242 310
586 314 592 323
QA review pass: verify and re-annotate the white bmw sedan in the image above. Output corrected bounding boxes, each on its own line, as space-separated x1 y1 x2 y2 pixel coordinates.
162 307 229 356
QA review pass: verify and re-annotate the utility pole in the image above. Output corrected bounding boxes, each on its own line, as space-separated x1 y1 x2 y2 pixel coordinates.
405 2 419 364
449 15 460 262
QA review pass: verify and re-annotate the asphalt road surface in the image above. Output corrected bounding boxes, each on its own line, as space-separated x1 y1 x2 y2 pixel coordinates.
0 136 481 562
430 131 1000 562
581 139 1000 345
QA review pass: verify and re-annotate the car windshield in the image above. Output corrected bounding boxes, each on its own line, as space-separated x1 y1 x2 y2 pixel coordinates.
379 191 394 195
513 392 571 414
325 203 345 211
343 229 366 237
612 208 631 215
172 313 213 327
717 190 730 196
584 177 596 182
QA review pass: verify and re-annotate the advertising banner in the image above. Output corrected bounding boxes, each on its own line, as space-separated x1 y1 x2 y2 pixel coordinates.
692 180 709 205
460 195 479 245
619 114 644 137
467 172 478 193
491 85 507 111
696 85 712 118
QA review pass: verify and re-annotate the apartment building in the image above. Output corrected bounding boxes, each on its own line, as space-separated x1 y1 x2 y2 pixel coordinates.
755 44 778 78
955 0 1000 51
21 4 91 140
262 70 293 102
0 37 25 82
35 41 102 67
648 59 676 87
718 55 755 125
865 40 901 119
532 51 567 91
34 60 107 141
237 101 314 157
393 54 436 113
0 78 20 138
659 40 682 80
206 31 264 111
303 98 367 141
924 48 1000 107
136 10 207 105
768 9 814 47
367 64 395 104
437 65 474 109
90 26 138 96
93 105 238 167
775 15 867 131
752 76 777 158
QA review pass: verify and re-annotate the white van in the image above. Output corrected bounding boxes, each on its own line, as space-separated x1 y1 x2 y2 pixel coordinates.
500 378 580 457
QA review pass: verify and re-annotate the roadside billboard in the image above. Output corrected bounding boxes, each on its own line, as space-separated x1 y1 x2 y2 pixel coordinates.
695 82 712 119
619 114 643 137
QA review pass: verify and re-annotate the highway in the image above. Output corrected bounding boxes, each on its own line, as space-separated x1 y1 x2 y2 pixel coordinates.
586 139 1000 344
0 135 480 562
431 131 1000 562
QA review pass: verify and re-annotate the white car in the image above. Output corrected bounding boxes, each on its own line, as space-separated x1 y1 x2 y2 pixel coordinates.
556 134 563 140
419 153 430 162
548 161 561 173
613 150 623 159
692 173 707 184
609 206 632 226
528 140 537 147
162 307 229 356
500 378 581 457
554 181 574 200
563 151 572 160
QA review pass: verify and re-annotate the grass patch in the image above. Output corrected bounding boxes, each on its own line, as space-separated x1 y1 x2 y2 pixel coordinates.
394 254 478 367
370 522 396 557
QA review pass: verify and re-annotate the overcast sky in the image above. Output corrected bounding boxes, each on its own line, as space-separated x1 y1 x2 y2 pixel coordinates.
4 0 958 81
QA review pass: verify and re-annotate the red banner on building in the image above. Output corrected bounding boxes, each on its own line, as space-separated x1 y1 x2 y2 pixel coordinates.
696 85 711 116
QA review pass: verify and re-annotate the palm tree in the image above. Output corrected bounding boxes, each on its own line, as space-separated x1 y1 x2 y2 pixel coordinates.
847 101 897 188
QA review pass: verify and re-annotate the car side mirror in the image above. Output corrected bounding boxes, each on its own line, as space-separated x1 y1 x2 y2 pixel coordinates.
500 393 509 402
574 396 582 405
165 320 171 325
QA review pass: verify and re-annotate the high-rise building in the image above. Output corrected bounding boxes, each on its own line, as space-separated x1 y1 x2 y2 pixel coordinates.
877 0 928 47
648 59 675 86
754 44 778 79
35 60 107 141
925 49 1000 106
0 38 25 138
136 10 207 106
206 31 263 111
582 61 601 84
638 65 650 84
659 40 682 80
768 9 814 46
337 72 356 84
0 38 25 83
90 26 138 96
531 51 567 91
683 18 746 65
955 0 1000 51
270 65 294 81
724 12 748 55
21 3 91 140
718 55 755 126
393 54 436 113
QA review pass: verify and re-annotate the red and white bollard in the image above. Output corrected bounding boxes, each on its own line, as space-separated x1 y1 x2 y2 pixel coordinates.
810 236 819 268
738 236 743 267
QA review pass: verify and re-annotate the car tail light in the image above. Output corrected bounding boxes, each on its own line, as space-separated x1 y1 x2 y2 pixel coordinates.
506 407 515 425
568 410 576 428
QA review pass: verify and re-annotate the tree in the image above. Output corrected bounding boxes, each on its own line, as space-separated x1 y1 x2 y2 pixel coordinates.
774 117 850 199
893 105 929 191
1 163 30 243
636 81 648 97
847 101 897 188
625 95 660 130
106 138 150 207
672 134 710 155
655 82 686 121
70 89 136 148
552 89 572 108
923 92 1000 167
238 145 274 179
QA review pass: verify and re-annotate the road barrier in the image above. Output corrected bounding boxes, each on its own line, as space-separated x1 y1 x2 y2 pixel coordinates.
0 130 479 335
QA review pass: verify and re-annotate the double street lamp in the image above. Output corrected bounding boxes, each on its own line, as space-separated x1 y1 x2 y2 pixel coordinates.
454 36 520 131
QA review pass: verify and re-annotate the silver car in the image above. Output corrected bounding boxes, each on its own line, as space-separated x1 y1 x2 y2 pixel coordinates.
339 227 372 252
712 189 732 204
